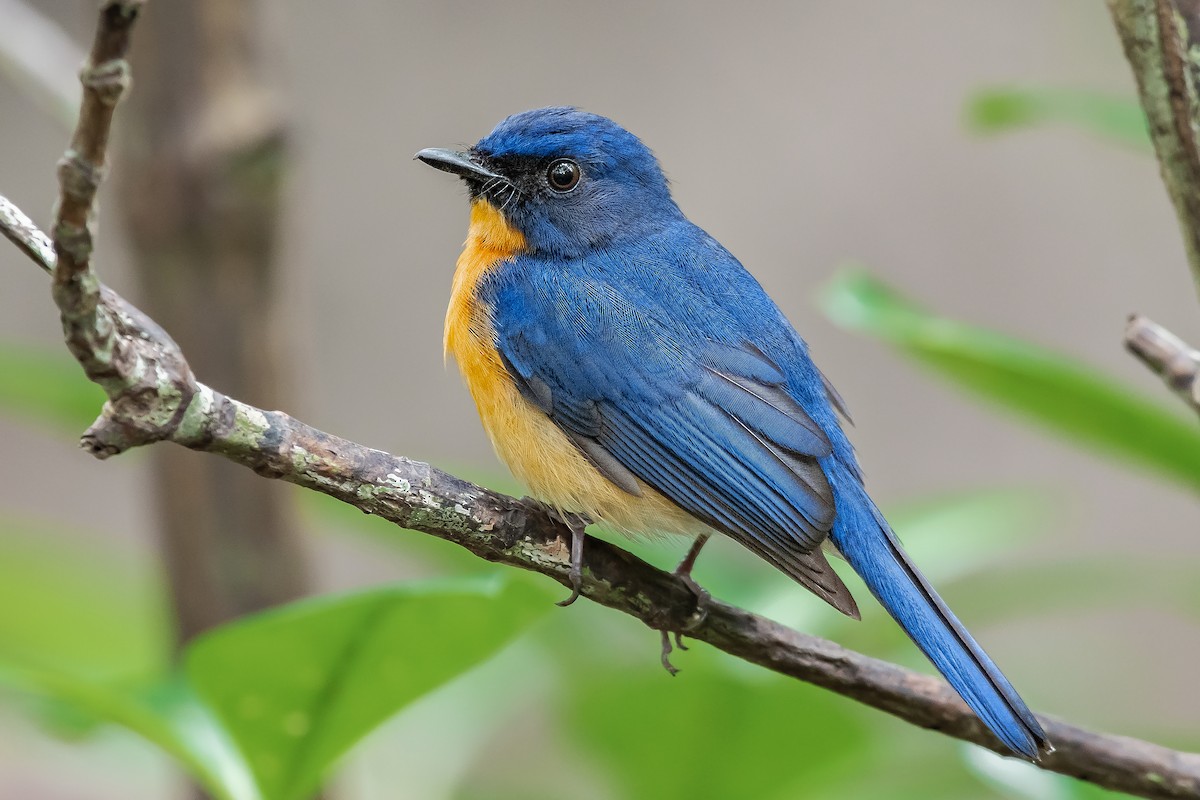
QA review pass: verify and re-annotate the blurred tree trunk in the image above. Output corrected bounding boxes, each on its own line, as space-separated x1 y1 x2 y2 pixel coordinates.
114 2 313 795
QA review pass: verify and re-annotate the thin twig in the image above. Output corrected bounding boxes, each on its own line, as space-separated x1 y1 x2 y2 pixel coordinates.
50 1 142 399
1125 314 1200 415
0 194 53 273
0 2 1197 799
43 1 175 451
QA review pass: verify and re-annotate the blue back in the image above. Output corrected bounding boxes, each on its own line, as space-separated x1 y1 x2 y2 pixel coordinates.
484 217 863 604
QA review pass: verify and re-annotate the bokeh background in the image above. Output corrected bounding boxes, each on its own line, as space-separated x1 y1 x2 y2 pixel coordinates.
0 1 1197 798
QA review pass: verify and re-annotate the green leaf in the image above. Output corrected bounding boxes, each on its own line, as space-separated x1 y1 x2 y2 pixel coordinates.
564 649 870 800
965 87 1150 151
819 270 1200 493
0 520 248 797
0 342 104 433
0 518 170 679
186 575 551 800
0 661 249 800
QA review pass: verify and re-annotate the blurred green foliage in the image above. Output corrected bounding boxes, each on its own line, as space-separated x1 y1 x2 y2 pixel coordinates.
0 342 104 434
965 87 1150 151
0 85 1190 800
820 269 1200 494
0 518 168 679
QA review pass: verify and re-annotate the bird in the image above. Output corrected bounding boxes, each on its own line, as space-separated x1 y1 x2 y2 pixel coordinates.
416 107 1048 759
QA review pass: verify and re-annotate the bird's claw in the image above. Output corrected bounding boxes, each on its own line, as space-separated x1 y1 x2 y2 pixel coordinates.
556 561 583 607
656 534 714 674
676 570 712 631
661 572 710 667
660 630 680 676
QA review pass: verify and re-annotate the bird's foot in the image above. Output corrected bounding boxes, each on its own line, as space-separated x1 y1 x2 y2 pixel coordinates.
673 533 712 630
551 510 589 607
659 630 680 676
675 569 712 632
658 534 714 674
661 569 711 669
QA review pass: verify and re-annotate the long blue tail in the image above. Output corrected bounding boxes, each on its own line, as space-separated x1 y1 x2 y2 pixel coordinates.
830 490 1048 759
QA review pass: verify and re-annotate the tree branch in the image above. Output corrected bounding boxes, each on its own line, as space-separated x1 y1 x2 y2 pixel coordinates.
1109 0 1200 300
0 193 53 274
0 2 1197 799
1125 314 1200 415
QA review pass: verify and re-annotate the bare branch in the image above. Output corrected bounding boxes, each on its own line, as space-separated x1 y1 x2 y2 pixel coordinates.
0 2 1197 799
0 194 53 273
1125 314 1200 414
47 1 169 449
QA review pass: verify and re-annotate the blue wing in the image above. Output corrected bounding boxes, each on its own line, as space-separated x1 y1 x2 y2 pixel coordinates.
487 227 858 616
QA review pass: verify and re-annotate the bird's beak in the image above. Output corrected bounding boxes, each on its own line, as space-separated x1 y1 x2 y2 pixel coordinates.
414 148 505 183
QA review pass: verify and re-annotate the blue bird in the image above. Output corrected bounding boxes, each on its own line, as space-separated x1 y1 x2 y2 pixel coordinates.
417 107 1048 759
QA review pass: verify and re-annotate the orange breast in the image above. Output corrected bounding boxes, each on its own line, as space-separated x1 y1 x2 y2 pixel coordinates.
444 201 706 538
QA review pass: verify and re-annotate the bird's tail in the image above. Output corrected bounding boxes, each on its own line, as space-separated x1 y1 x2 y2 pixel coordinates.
830 489 1048 759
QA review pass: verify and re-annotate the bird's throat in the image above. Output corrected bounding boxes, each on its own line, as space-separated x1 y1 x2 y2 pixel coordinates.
444 200 526 365
464 200 525 257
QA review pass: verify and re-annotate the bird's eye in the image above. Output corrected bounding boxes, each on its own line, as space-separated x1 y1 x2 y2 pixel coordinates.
546 159 581 192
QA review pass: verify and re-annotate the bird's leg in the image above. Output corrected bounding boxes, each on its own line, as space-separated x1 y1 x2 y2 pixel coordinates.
658 533 713 672
673 533 712 630
552 510 589 607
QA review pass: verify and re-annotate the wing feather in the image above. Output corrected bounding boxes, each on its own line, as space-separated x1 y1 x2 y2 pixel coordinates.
489 258 857 616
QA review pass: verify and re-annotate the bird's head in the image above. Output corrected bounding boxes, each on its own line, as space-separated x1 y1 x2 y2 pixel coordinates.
417 107 679 257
